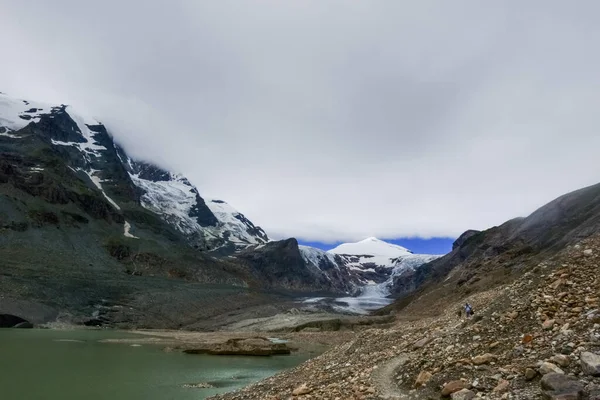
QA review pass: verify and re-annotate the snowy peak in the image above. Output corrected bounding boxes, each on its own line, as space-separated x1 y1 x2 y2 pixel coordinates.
1 92 269 252
0 92 59 134
329 237 413 258
206 199 269 245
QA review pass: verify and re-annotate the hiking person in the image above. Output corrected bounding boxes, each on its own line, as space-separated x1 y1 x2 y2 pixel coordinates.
465 303 473 318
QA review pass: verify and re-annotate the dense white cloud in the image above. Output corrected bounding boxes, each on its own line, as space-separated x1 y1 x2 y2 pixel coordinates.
2 1 600 243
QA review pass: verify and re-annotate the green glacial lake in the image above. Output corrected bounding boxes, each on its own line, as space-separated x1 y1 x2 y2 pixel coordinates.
0 329 309 400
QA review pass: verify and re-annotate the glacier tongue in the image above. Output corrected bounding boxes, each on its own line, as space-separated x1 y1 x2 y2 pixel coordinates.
300 238 442 314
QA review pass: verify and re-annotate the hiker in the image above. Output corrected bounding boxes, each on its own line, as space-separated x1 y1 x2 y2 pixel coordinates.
465 303 474 318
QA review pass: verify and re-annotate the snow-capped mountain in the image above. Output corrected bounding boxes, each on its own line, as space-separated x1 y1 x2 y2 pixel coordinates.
116 151 269 250
299 237 440 296
0 92 268 251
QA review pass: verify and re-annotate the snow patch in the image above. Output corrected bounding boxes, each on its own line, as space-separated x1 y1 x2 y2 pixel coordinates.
124 221 138 239
328 237 413 268
206 199 269 245
79 168 121 210
299 245 339 270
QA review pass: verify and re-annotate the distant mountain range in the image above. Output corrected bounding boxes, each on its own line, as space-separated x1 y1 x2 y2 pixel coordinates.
5 91 598 330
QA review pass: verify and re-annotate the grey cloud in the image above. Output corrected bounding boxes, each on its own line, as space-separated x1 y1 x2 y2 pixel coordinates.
1 1 600 243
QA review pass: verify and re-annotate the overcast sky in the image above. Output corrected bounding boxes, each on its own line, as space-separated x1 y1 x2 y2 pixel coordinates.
2 1 600 243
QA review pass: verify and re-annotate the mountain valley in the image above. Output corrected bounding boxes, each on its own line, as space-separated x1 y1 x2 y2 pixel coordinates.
2 92 600 399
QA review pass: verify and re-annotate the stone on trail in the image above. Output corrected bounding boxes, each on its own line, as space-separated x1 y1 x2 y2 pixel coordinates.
493 379 510 393
412 336 432 349
539 362 565 375
414 370 432 388
472 353 495 365
540 373 584 400
543 319 556 330
550 354 571 368
580 351 600 376
451 388 476 400
525 368 538 381
441 380 469 396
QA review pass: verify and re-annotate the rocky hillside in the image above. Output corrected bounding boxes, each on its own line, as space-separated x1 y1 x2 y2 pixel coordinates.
208 234 600 400
385 182 600 304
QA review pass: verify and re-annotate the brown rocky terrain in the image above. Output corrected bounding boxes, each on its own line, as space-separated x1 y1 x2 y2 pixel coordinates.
208 235 600 400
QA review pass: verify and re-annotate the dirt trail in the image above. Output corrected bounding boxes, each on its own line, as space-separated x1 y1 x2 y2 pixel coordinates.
371 354 411 399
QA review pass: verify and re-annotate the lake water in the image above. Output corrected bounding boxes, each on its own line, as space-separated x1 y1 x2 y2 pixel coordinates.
0 329 310 400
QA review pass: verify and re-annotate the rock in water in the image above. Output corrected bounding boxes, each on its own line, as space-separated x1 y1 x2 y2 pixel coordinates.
182 382 214 389
580 352 600 376
540 373 584 400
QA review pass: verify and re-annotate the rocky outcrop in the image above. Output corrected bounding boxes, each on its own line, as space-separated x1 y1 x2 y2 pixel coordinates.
183 337 291 356
236 239 349 293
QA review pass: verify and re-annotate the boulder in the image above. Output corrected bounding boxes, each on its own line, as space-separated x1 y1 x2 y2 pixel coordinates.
550 354 571 368
539 362 564 375
451 388 476 400
580 352 600 376
540 373 584 400
441 380 468 397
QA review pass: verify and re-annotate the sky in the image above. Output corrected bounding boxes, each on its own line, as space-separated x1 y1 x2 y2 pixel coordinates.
2 1 600 249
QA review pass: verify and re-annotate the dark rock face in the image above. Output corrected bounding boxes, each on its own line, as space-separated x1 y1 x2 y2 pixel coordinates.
188 190 219 227
237 239 344 293
0 314 30 328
